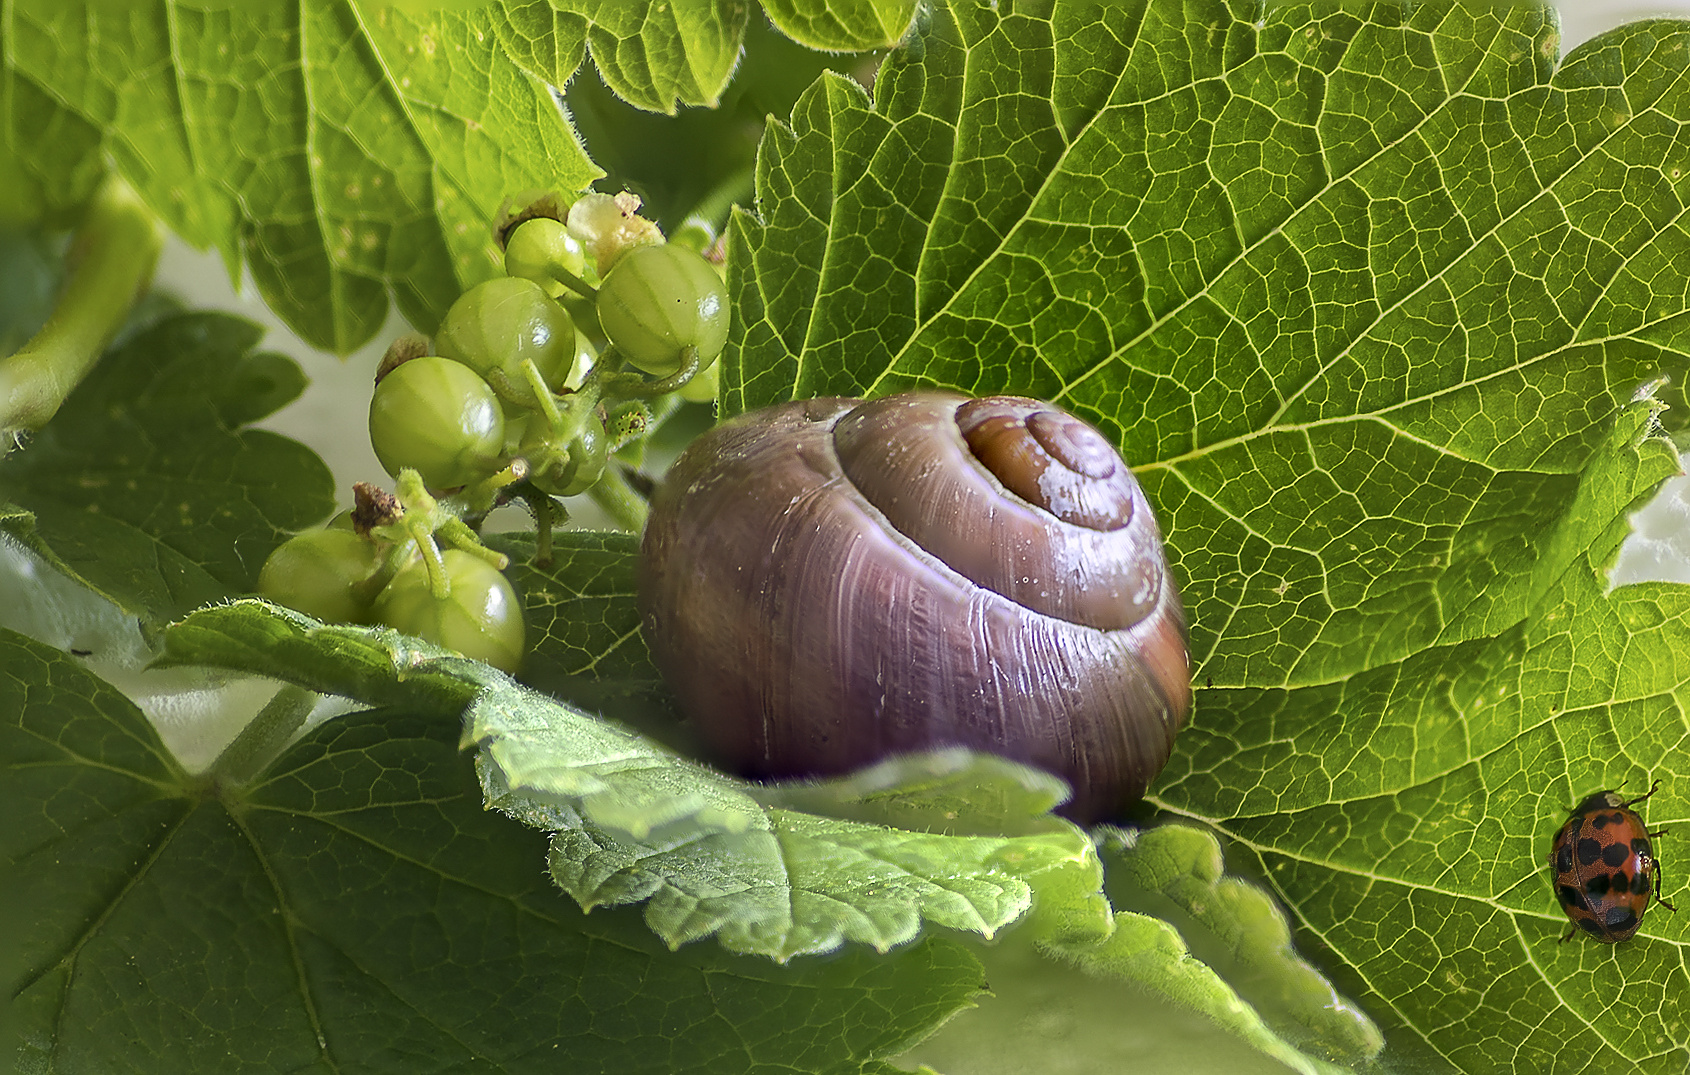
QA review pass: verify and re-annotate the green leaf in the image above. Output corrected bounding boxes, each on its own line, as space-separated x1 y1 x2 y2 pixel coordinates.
0 227 60 354
898 912 1344 1075
491 530 663 699
1154 558 1690 1070
160 599 490 713
0 311 335 625
1141 403 1689 1065
727 0 1690 690
557 0 742 114
0 625 984 1072
721 1 1690 1066
3 0 902 350
161 600 1102 961
490 529 708 757
567 14 872 234
161 599 1338 1072
0 40 100 226
6 0 600 351
762 0 918 53
1102 824 1383 1063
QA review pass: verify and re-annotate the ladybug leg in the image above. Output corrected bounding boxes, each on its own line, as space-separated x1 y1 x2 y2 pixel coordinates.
1649 846 1680 913
1559 924 1577 944
1623 778 1664 809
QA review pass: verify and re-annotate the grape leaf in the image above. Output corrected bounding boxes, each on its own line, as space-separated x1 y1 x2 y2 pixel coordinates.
568 14 873 234
1101 824 1383 1063
898 918 1342 1075
728 0 1690 689
762 0 916 53
724 0 1690 1068
490 531 663 697
0 625 984 1073
1156 552 1690 1071
1138 402 1690 1069
159 599 1340 1072
2 0 915 350
0 47 99 226
161 600 1105 962
0 311 335 626
489 529 711 757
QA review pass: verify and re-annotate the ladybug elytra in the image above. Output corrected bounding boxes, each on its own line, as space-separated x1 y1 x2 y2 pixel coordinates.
1548 780 1676 943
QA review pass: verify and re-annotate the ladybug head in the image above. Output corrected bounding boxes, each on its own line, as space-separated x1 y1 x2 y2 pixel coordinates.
1571 790 1626 814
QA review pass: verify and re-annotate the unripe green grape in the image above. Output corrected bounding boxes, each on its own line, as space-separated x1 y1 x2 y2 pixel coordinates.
503 217 586 286
373 549 525 672
434 277 577 406
368 356 506 490
596 244 729 377
527 419 607 498
258 529 380 624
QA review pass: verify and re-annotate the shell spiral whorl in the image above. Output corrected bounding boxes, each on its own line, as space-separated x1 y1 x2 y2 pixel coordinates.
638 391 1192 822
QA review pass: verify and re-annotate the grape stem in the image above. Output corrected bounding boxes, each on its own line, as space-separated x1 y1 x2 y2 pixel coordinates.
544 264 598 302
415 529 451 600
522 488 558 566
365 470 512 601
522 358 569 432
352 538 414 607
587 464 649 532
207 684 319 788
0 175 163 446
599 347 702 401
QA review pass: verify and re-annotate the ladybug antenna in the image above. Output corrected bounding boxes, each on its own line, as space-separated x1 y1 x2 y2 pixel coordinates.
1624 779 1663 809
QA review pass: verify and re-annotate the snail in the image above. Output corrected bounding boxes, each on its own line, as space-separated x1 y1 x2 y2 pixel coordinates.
638 392 1192 823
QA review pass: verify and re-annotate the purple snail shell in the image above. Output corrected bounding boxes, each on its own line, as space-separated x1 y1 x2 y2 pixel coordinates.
637 391 1191 823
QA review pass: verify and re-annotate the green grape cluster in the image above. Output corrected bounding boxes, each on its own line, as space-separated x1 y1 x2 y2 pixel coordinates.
259 191 728 672
257 476 525 672
365 193 728 512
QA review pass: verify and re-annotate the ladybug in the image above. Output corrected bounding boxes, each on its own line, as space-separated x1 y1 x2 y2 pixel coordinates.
1548 780 1676 943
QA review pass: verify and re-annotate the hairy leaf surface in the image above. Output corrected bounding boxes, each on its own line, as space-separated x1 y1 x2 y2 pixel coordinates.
0 626 982 1073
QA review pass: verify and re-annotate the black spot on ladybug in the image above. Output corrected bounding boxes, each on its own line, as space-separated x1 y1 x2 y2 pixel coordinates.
1578 837 1604 865
1585 874 1611 896
1603 843 1630 868
1559 884 1581 906
1605 906 1638 932
1578 917 1603 934
1612 812 1627 826
1556 844 1574 873
1633 872 1652 895
1592 813 1610 829
1611 872 1629 893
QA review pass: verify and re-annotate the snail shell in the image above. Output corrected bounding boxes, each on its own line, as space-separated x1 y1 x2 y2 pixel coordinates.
638 391 1191 822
